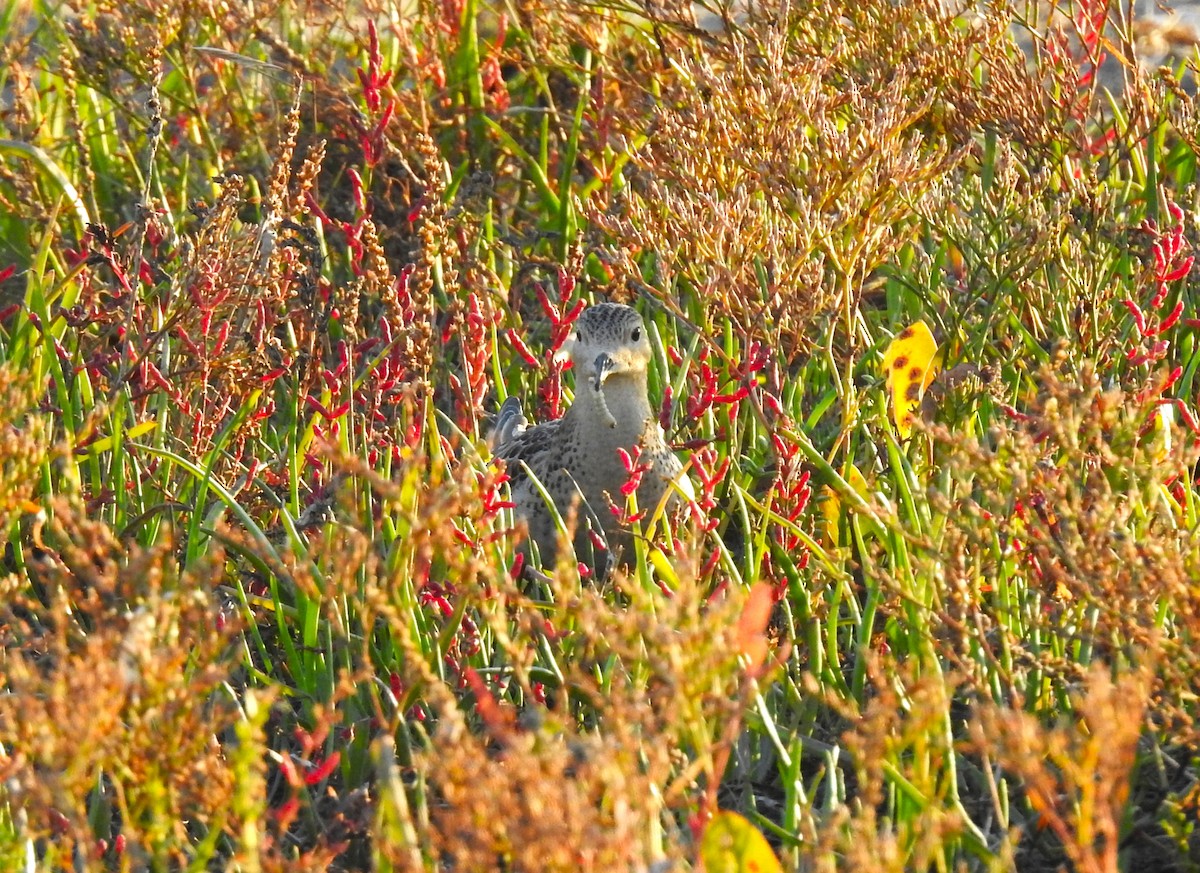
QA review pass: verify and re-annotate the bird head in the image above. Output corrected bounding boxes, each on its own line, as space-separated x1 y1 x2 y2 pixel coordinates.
553 303 653 391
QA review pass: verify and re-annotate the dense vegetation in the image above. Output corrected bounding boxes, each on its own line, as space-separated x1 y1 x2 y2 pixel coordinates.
2 0 1200 869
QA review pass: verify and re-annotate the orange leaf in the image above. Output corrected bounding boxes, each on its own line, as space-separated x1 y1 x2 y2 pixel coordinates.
464 667 513 740
736 583 774 677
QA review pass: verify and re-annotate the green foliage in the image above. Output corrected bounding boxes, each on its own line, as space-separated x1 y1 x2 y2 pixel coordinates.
2 0 1200 869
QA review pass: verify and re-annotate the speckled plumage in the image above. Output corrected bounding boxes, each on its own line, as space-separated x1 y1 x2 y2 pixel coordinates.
492 303 692 574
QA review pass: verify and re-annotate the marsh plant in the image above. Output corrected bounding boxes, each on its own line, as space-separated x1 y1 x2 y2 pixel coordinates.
2 0 1200 869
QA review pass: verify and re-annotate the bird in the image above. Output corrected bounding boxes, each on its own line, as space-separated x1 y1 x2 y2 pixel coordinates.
491 302 693 576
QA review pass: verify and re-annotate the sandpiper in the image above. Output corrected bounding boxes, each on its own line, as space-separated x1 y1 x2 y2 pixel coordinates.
492 303 693 575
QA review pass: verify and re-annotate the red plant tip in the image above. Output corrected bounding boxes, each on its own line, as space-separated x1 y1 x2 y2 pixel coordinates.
688 811 712 843
535 284 560 323
334 340 350 376
714 385 751 404
1152 300 1185 335
611 504 646 524
1127 340 1170 366
348 169 367 215
556 267 576 298
505 328 539 367
274 797 300 826
617 445 642 474
1121 299 1146 335
659 385 674 432
1171 399 1200 434
1160 256 1193 284
1153 240 1167 274
1000 404 1032 422
1085 126 1117 155
418 587 454 617
588 529 607 554
304 396 351 421
561 299 585 327
617 446 649 496
305 751 341 785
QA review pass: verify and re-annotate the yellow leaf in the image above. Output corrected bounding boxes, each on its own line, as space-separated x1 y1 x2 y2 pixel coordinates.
1150 402 1173 463
79 419 158 456
125 420 157 440
881 321 939 438
648 546 680 590
1051 580 1073 602
819 463 869 547
701 811 782 873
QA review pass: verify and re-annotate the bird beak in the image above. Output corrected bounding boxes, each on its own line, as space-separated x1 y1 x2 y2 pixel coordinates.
591 352 615 390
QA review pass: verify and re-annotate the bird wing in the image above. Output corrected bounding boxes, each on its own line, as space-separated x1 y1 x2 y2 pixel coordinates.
489 395 528 449
493 411 563 488
492 406 577 535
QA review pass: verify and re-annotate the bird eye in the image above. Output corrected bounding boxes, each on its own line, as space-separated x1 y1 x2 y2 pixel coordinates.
631 327 641 342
